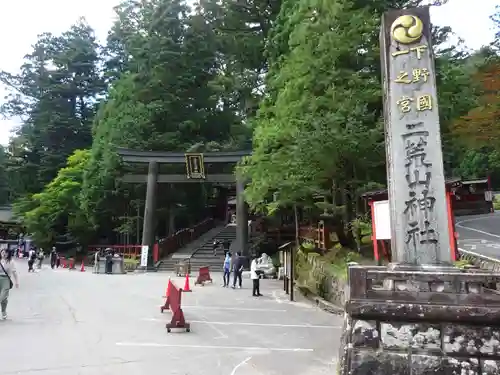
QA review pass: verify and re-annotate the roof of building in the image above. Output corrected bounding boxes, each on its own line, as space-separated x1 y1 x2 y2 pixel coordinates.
361 177 463 199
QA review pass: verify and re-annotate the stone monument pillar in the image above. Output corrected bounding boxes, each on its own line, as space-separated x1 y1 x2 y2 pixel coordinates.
141 161 158 266
380 7 451 265
338 7 500 375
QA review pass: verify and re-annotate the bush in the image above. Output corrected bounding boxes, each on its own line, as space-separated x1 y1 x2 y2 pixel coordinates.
123 258 139 272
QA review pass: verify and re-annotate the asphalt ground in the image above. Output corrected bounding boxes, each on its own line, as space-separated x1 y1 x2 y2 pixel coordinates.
0 263 341 375
456 212 500 259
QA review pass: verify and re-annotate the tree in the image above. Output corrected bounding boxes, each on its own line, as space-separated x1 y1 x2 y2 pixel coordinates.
12 150 91 248
492 5 499 50
242 0 480 247
451 59 500 149
1 20 104 196
81 0 247 240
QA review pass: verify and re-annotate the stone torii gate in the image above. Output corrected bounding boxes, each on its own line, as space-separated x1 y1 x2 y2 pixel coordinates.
117 148 251 263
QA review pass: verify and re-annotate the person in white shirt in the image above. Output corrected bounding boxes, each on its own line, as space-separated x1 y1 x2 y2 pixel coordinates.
250 255 263 297
0 249 19 320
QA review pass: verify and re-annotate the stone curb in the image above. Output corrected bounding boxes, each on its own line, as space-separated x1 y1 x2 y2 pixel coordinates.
295 284 344 315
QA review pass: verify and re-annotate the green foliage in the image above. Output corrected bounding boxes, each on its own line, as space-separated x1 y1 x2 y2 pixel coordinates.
123 258 139 272
0 0 496 247
12 150 91 248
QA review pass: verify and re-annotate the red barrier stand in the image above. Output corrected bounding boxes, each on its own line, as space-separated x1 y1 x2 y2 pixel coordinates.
69 258 75 270
194 266 213 286
160 278 172 313
166 281 190 333
62 258 67 268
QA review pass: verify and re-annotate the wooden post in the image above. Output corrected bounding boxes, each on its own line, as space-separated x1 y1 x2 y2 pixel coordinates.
380 7 452 265
141 161 158 266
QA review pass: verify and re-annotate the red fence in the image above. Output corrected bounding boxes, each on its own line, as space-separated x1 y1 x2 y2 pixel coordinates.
87 217 215 262
156 218 214 262
86 244 143 259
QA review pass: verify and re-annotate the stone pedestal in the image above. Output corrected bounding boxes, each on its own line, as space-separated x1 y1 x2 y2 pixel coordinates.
338 265 500 375
93 258 125 274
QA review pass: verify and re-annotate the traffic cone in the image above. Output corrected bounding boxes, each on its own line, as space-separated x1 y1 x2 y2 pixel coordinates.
164 277 172 298
62 258 67 268
183 273 192 292
80 261 85 272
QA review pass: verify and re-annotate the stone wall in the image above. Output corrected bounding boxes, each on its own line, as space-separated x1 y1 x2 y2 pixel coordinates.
346 318 500 375
296 252 347 307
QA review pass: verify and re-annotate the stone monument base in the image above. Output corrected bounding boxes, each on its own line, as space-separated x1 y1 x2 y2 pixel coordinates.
93 258 125 274
338 264 500 375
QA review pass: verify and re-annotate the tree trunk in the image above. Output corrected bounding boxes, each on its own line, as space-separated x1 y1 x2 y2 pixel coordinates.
294 204 299 247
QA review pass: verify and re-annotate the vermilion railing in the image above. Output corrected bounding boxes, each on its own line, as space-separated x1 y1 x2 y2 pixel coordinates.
87 217 215 263
87 244 142 258
156 218 214 262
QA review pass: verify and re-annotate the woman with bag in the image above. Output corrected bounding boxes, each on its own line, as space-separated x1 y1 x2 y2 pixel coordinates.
0 249 19 320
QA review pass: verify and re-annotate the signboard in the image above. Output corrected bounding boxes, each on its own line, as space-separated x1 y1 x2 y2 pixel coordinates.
140 245 149 267
185 153 205 179
374 200 392 240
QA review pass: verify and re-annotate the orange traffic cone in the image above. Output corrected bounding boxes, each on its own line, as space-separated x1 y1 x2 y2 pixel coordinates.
80 261 85 272
183 273 192 292
164 277 172 298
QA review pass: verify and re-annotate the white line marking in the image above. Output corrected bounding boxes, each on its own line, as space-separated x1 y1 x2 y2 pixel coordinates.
116 342 313 352
202 317 229 339
142 318 340 329
189 320 341 329
181 306 287 312
456 216 500 239
230 356 252 375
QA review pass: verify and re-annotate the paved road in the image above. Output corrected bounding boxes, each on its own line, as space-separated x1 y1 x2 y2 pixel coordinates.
456 212 500 259
1 263 340 375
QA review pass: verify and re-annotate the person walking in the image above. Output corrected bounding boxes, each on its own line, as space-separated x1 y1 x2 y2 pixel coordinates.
0 249 19 320
28 248 36 272
50 247 57 269
212 240 219 257
250 255 263 297
37 249 44 270
232 252 244 289
222 252 231 287
94 250 100 273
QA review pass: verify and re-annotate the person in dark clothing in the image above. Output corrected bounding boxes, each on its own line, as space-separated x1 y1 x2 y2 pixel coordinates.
212 240 220 256
28 250 37 272
50 247 57 269
55 252 61 268
223 240 231 256
232 252 244 289
105 250 113 274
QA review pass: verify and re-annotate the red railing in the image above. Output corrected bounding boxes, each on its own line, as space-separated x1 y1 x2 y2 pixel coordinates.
87 218 215 263
87 244 142 259
156 218 214 262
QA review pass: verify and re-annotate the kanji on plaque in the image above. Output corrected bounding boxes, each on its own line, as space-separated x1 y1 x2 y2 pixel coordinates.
392 44 428 59
416 95 433 111
394 68 430 84
396 96 413 113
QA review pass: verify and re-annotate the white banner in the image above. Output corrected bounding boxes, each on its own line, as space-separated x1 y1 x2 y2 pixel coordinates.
373 200 391 240
140 245 149 267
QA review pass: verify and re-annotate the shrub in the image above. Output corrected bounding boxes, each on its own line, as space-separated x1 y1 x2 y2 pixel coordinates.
123 258 139 272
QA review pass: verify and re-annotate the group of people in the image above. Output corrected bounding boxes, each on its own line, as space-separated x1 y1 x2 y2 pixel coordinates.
94 248 120 274
26 247 60 272
222 251 263 297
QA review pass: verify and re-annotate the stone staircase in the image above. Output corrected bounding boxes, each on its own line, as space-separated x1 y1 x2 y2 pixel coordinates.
157 225 227 272
188 225 237 272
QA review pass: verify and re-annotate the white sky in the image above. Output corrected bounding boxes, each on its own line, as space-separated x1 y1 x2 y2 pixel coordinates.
0 0 498 146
